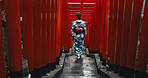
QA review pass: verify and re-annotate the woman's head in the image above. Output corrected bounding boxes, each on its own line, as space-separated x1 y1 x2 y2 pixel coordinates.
76 13 82 20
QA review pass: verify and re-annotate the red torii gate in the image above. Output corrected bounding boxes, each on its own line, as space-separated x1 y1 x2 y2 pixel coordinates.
61 0 102 52
0 0 147 78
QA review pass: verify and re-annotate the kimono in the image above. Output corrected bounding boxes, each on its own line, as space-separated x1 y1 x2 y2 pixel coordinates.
71 20 87 59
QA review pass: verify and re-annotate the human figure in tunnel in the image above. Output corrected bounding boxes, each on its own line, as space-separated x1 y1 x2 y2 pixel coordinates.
71 13 87 59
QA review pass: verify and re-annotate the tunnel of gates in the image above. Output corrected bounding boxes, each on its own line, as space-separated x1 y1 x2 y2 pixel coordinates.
0 0 148 78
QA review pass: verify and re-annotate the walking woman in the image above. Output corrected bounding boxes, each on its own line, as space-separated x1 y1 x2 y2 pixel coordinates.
71 13 87 59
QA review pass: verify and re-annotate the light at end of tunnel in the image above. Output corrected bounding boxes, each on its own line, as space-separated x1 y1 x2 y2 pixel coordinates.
83 3 96 5
68 2 81 5
20 17 22 21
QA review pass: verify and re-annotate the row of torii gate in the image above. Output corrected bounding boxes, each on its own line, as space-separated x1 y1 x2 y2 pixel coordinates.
0 0 62 78
0 0 148 78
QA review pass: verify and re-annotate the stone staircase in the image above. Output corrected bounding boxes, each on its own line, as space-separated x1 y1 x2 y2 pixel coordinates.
59 55 101 78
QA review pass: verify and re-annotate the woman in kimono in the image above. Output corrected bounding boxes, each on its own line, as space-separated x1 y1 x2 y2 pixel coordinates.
71 13 87 59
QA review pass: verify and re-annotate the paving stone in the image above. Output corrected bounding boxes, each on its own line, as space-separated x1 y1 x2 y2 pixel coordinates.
60 55 100 78
59 75 101 78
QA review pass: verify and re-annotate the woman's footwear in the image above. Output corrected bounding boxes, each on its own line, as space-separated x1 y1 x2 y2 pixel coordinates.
77 55 81 60
77 56 80 59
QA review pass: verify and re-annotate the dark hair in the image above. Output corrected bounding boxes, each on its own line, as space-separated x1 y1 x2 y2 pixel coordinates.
76 13 82 20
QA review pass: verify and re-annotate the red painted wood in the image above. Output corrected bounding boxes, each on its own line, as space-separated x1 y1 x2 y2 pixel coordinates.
1 0 5 10
51 0 56 63
111 0 118 64
95 0 101 51
55 0 58 53
126 0 144 69
108 0 115 64
47 0 52 63
20 0 22 17
110 0 118 64
136 0 148 72
33 0 42 68
114 0 124 66
90 13 97 51
22 0 34 72
119 0 133 67
67 4 81 7
20 0 23 28
100 0 105 54
56 0 62 57
0 2 6 78
103 0 109 59
42 0 48 67
5 0 22 71
54 0 57 62
61 0 71 51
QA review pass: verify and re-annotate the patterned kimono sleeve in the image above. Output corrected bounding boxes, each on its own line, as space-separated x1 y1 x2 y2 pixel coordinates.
83 22 87 36
71 22 76 37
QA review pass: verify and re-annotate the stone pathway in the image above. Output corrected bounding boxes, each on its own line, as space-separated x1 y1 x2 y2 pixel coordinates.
60 55 101 78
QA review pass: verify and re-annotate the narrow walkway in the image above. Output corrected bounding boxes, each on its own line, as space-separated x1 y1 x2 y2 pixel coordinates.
60 55 101 78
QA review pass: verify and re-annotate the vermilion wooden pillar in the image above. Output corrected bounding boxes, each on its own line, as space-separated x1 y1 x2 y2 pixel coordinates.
88 0 100 52
61 0 70 51
102 0 109 66
108 0 118 71
100 0 105 59
47 0 52 72
89 14 97 51
20 0 22 18
0 2 6 78
33 0 42 77
56 0 62 65
50 0 56 70
1 0 5 10
125 0 144 77
111 0 118 67
22 0 34 73
100 0 106 63
119 0 133 76
108 0 113 64
95 0 102 59
42 0 48 75
108 0 116 71
54 0 57 66
5 0 23 77
89 5 100 52
114 0 124 73
61 0 64 50
108 0 114 64
111 0 118 66
96 0 101 52
135 1 148 78
89 14 95 51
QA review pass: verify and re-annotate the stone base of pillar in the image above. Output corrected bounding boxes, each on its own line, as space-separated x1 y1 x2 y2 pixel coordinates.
10 70 23 78
135 70 147 78
114 65 120 73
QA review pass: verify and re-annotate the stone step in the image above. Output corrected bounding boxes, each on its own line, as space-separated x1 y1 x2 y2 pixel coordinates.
59 75 101 78
65 58 95 64
63 65 97 71
61 70 98 76
64 63 96 68
59 76 102 78
60 54 101 78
